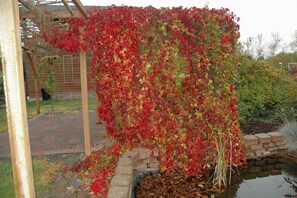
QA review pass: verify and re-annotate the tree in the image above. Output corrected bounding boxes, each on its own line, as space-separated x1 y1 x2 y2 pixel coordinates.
38 55 61 113
268 32 282 57
255 34 265 59
290 30 297 53
242 37 254 57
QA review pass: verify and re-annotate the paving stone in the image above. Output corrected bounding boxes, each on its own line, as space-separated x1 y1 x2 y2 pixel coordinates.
278 145 288 150
246 152 255 159
250 144 263 151
122 151 140 165
270 150 278 155
249 166 262 173
243 173 258 180
244 135 258 145
115 165 133 175
275 141 287 146
266 158 278 164
107 186 129 198
262 151 271 156
118 157 133 166
134 163 146 171
255 150 266 156
255 133 272 143
262 164 275 171
133 148 150 159
110 174 132 186
153 148 160 156
267 132 284 142
275 163 286 169
263 142 275 148
254 159 267 166
267 147 278 152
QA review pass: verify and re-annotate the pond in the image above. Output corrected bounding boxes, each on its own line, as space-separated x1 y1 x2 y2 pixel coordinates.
132 156 297 198
219 156 297 198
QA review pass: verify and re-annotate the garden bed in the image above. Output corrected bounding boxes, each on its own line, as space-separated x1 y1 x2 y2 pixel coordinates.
240 120 282 135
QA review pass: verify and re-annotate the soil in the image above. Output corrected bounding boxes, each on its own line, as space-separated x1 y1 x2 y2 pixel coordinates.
239 120 282 135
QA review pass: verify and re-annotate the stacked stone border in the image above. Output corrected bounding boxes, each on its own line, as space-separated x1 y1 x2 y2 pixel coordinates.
244 132 288 159
107 148 159 198
108 132 288 198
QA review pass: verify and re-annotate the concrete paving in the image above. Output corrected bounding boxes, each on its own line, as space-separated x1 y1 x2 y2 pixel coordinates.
0 112 110 157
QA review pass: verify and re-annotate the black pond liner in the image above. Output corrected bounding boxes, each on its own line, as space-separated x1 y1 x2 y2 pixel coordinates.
131 156 297 198
131 170 159 198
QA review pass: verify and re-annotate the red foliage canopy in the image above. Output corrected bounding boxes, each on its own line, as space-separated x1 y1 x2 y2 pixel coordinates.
45 5 245 194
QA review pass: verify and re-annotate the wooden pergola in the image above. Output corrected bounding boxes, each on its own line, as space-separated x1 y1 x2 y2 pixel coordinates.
0 0 93 197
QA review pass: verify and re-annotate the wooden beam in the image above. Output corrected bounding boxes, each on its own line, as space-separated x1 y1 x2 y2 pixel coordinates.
80 51 91 156
61 0 74 16
0 0 35 197
18 0 34 11
71 0 88 19
20 11 82 19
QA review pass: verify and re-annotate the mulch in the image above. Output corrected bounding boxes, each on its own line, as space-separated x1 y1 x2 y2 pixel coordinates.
135 172 223 198
239 120 282 135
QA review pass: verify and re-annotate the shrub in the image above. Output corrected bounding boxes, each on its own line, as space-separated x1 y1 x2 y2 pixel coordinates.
236 56 297 122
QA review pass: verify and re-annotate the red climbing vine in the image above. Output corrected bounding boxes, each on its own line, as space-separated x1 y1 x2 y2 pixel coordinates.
44 6 245 195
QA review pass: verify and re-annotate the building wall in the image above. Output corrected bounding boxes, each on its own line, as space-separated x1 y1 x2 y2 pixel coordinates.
24 52 96 99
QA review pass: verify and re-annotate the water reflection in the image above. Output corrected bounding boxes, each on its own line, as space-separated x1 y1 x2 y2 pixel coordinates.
219 157 297 198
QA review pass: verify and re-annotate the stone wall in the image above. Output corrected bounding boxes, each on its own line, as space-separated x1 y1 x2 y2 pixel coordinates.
244 132 288 159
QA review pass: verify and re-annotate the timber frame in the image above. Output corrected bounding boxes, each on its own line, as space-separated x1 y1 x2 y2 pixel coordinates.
1 0 95 196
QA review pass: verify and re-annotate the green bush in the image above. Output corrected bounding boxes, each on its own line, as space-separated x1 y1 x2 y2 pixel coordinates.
236 55 297 122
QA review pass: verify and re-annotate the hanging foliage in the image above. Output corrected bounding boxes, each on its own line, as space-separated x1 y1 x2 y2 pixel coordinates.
44 6 245 195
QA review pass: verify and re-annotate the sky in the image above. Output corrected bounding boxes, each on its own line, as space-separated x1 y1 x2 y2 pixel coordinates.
80 0 297 45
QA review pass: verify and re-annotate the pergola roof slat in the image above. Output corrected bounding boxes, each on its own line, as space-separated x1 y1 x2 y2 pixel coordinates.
71 0 88 19
61 0 74 16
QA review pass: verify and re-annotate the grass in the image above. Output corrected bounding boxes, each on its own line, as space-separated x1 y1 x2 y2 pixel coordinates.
0 98 96 133
0 157 62 197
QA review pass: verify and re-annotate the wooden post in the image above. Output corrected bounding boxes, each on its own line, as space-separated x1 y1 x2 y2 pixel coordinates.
0 0 35 197
80 51 91 156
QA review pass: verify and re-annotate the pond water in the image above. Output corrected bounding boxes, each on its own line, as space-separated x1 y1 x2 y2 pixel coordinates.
219 156 297 198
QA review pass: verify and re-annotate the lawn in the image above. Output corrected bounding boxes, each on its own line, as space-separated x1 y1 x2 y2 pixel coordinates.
0 157 62 197
0 98 96 132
